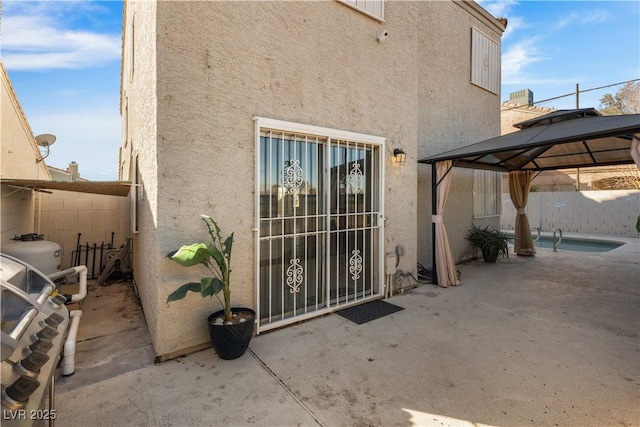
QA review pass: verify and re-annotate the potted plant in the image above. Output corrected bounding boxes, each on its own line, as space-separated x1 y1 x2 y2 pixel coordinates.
465 224 512 263
166 214 254 360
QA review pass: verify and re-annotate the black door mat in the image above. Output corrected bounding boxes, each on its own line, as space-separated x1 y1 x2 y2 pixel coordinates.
335 299 404 324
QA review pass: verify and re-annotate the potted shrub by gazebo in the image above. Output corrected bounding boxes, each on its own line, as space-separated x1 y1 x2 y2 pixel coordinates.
465 224 511 263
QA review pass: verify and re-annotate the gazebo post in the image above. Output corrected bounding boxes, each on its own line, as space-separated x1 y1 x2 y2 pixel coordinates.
431 162 438 284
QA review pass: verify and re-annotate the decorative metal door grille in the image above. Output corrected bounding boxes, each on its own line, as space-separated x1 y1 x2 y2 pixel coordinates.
254 118 384 334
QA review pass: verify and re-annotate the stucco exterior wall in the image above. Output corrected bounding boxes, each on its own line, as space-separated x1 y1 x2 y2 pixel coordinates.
417 1 503 267
123 0 504 357
500 102 554 135
1 63 52 245
1 65 51 181
120 0 161 351
153 0 421 356
502 190 640 237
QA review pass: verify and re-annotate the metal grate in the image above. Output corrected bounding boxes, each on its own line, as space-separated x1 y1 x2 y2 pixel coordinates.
71 232 116 279
254 118 385 334
338 0 384 21
471 27 500 95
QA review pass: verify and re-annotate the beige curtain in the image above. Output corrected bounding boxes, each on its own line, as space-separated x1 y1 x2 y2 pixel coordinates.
433 161 460 287
632 134 640 170
509 171 535 256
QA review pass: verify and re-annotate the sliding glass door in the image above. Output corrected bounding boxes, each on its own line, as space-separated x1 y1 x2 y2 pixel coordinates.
255 119 384 333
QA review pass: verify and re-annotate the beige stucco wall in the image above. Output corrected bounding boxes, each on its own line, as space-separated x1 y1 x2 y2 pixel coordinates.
0 64 51 180
120 0 161 352
122 0 504 357
1 62 52 245
417 1 504 268
500 102 555 135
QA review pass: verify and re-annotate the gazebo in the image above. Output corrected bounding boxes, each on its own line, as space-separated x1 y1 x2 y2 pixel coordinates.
419 108 640 287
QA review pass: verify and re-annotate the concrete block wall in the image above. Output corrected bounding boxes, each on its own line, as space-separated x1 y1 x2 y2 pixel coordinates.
38 190 131 269
1 185 36 245
502 190 640 236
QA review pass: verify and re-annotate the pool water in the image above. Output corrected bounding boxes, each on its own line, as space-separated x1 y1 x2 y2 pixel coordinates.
508 235 625 252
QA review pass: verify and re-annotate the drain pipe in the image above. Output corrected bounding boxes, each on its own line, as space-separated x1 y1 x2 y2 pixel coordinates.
47 266 88 376
62 310 83 376
48 265 87 303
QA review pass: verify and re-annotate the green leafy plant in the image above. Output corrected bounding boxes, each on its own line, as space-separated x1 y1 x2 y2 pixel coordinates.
529 184 542 192
167 215 234 322
465 224 512 262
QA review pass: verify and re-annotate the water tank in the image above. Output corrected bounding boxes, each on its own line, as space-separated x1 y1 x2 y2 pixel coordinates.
2 235 62 275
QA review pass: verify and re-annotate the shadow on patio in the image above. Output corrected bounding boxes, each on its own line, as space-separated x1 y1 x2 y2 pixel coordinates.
55 238 639 426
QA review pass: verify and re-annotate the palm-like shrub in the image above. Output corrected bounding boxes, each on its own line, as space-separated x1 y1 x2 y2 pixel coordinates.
166 215 234 322
465 224 511 263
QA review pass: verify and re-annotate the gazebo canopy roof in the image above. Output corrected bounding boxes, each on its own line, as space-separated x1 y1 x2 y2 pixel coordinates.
419 109 640 172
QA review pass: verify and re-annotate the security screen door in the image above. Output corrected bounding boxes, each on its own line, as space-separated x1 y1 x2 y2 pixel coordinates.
255 118 384 334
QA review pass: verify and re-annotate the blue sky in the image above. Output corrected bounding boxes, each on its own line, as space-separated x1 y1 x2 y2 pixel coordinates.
2 1 639 181
2 1 122 181
479 0 640 108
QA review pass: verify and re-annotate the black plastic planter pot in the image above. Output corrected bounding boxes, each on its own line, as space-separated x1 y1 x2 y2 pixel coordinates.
482 250 498 263
207 308 255 360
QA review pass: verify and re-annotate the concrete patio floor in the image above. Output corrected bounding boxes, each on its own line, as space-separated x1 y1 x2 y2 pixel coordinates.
55 236 639 427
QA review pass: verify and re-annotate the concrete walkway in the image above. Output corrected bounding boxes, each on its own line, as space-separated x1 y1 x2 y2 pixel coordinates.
56 237 640 427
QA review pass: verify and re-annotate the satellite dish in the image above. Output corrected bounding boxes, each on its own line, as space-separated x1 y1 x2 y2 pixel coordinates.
35 134 56 163
35 134 57 147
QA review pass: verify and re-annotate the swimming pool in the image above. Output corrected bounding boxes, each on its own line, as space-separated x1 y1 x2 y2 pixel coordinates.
507 234 625 252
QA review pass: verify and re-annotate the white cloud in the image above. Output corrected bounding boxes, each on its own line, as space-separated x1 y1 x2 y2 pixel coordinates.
475 1 527 41
2 1 122 180
554 10 611 31
476 0 519 19
500 4 617 92
501 16 526 40
1 4 120 71
501 40 546 84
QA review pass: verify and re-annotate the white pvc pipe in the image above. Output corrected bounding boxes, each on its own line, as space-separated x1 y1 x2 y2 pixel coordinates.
62 310 82 376
70 265 87 302
48 265 87 303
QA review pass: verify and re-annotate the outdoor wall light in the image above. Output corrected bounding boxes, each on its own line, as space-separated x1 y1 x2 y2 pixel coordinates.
393 148 406 165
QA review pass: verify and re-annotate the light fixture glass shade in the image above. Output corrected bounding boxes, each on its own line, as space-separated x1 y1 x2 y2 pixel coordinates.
393 149 406 165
